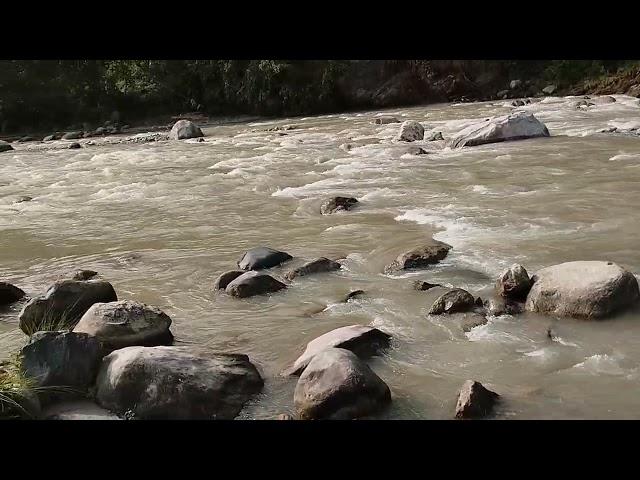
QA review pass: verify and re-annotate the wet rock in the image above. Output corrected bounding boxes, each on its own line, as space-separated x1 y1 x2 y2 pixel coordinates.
214 270 245 290
0 282 25 306
196 137 205 142
62 131 83 140
413 280 441 291
428 288 476 315
68 142 81 149
496 264 532 301
461 313 489 332
405 145 430 155
448 112 550 148
511 100 525 107
427 131 444 141
395 120 425 142
284 324 391 376
43 135 57 141
484 297 524 316
18 280 118 334
510 79 522 89
21 331 104 390
267 124 297 132
71 269 98 281
343 290 365 302
294 347 391 420
574 100 595 109
18 136 35 142
0 140 14 152
94 127 107 135
13 196 33 204
373 116 400 125
73 300 173 351
42 400 122 420
320 196 359 215
169 119 204 140
384 240 452 273
593 95 616 104
497 89 509 99
285 257 342 281
237 246 293 270
542 84 557 95
455 380 500 419
225 271 286 298
525 261 640 319
82 132 93 138
95 346 264 419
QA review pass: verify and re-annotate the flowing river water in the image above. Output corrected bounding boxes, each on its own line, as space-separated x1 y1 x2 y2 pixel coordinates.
2 95 640 419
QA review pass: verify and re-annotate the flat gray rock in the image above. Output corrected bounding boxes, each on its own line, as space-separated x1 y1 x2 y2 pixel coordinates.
237 246 292 270
285 257 341 281
448 112 549 148
384 240 452 273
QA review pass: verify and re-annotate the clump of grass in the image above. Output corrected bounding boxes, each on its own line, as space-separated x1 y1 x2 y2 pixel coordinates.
0 355 39 419
21 301 83 337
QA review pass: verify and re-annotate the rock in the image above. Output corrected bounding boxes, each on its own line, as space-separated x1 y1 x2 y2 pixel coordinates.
0 282 25 306
196 137 205 142
413 280 441 291
496 89 509 98
484 297 524 316
94 127 107 135
284 324 391 376
542 84 557 95
213 270 245 290
42 135 57 141
62 131 82 140
496 264 532 300
71 269 98 281
285 258 341 281
593 95 616 104
73 300 173 351
95 346 263 419
574 100 595 109
68 142 81 149
0 140 14 152
18 136 35 142
13 195 32 204
225 271 286 298
82 132 93 138
511 100 525 107
18 280 118 334
294 347 391 420
427 131 444 141
20 331 104 389
461 313 489 332
42 400 122 420
237 246 293 270
342 290 365 302
455 380 500 419
320 196 359 215
169 119 204 140
395 120 425 142
373 116 400 125
428 289 476 315
448 112 550 148
510 79 522 89
384 240 452 273
524 261 640 319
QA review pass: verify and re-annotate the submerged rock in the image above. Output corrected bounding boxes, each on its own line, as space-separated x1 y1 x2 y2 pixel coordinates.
284 324 391 376
384 240 452 273
484 297 524 316
413 280 442 291
395 120 425 142
460 313 489 332
496 264 532 301
448 112 550 148
73 300 173 351
428 289 476 315
342 290 365 302
71 270 98 281
320 196 359 215
225 271 286 298
525 261 640 319
13 196 33 204
42 400 121 420
0 140 14 152
18 280 118 334
237 246 292 270
95 346 264 419
213 270 246 290
285 257 342 281
427 131 444 141
294 347 391 420
68 142 81 149
455 380 500 419
0 282 25 306
21 331 104 390
372 116 400 125
169 119 204 140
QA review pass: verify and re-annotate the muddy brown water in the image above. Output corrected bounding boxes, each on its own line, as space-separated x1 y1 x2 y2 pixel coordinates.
2 95 640 419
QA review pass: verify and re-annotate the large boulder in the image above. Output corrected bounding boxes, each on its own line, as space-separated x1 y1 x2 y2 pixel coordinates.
294 347 391 420
320 196 359 215
213 270 245 290
95 346 263 419
285 258 342 281
496 264 532 301
428 289 476 315
524 261 640 319
384 240 452 274
0 140 13 152
169 120 204 140
0 282 25 306
455 380 500 419
73 300 173 351
284 324 391 376
225 271 286 298
237 246 292 270
448 112 550 148
395 121 425 142
18 280 117 334
20 331 104 389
